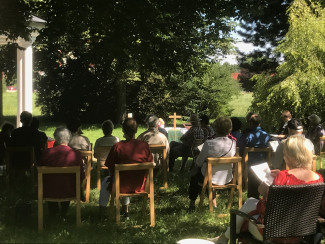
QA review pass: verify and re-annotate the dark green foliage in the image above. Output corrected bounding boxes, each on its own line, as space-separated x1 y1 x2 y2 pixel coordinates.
237 49 279 92
0 0 31 41
31 0 237 122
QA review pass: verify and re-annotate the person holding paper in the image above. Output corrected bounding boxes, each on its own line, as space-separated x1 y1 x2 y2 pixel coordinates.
213 135 323 243
271 118 314 170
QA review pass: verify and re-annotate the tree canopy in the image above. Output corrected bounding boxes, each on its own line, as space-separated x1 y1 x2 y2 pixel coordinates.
30 0 239 122
251 0 325 131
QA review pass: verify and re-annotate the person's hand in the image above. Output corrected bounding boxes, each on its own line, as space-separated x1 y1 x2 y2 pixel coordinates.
277 134 286 139
271 169 280 178
258 182 269 198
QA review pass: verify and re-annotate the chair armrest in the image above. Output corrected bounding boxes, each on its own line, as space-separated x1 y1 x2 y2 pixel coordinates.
230 209 259 225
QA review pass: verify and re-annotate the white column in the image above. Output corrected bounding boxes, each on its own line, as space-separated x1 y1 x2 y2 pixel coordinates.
16 44 33 127
22 45 33 112
16 48 23 128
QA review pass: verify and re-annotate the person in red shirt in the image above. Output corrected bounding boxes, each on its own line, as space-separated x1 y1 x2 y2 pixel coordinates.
213 135 323 243
98 118 153 218
39 127 85 219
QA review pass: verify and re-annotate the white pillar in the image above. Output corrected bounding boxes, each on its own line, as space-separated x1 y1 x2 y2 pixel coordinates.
16 45 33 127
16 48 23 128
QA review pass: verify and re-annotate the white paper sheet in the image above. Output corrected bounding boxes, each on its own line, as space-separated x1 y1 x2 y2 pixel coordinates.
251 162 274 186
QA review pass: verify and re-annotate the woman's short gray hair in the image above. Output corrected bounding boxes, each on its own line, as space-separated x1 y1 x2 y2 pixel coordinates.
54 127 71 144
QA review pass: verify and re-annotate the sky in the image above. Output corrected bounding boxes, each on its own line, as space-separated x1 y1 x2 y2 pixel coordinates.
220 41 256 65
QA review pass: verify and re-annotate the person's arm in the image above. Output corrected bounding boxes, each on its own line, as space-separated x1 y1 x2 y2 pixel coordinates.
195 142 209 167
105 144 118 175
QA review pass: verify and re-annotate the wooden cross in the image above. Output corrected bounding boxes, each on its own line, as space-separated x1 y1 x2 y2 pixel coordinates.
169 112 181 141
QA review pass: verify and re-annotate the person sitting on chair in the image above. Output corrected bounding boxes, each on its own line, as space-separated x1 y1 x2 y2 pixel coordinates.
271 118 314 170
0 122 14 165
137 115 169 167
39 127 85 219
306 114 324 155
169 114 204 172
200 114 214 142
277 110 292 139
188 117 236 211
238 113 270 199
94 119 120 164
30 117 48 164
66 117 91 151
98 118 153 219
213 135 324 243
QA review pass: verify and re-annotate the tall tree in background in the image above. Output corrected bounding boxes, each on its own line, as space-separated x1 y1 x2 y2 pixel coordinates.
31 0 237 123
251 0 325 131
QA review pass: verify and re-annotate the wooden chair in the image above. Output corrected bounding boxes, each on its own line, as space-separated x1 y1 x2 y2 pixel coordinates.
79 150 92 203
199 156 242 213
5 146 36 190
37 166 81 231
93 146 112 190
229 183 325 244
149 144 168 188
242 147 272 191
109 162 155 227
319 136 325 168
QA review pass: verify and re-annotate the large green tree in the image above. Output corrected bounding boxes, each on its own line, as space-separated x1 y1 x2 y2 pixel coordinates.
31 0 238 123
251 0 325 131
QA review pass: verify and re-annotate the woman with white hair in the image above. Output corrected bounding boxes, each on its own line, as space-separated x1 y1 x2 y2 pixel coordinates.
39 127 85 219
214 135 323 243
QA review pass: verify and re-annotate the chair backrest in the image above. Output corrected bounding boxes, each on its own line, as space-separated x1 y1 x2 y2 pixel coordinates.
94 146 112 163
114 162 155 193
207 156 242 188
37 166 81 200
37 166 81 231
264 183 325 240
5 146 35 170
243 147 272 164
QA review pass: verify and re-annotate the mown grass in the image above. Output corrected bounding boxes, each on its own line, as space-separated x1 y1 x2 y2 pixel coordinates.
228 91 253 118
0 160 246 243
0 91 253 243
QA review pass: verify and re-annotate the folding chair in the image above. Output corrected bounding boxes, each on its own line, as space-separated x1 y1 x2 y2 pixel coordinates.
37 166 81 231
230 183 325 244
199 156 242 213
79 150 92 202
109 162 155 227
5 146 36 193
149 144 168 188
243 147 272 191
94 146 112 190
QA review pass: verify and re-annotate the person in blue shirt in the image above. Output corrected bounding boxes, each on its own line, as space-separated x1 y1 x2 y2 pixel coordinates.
238 113 270 198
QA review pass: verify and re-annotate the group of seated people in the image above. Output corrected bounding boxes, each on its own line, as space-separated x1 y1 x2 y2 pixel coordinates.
1 109 325 242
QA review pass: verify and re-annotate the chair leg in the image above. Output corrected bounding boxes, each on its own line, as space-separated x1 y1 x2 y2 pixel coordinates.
230 211 237 244
116 196 120 225
76 199 81 226
97 166 101 190
149 195 155 227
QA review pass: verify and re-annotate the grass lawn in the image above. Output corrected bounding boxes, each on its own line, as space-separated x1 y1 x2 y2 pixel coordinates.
0 91 254 243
